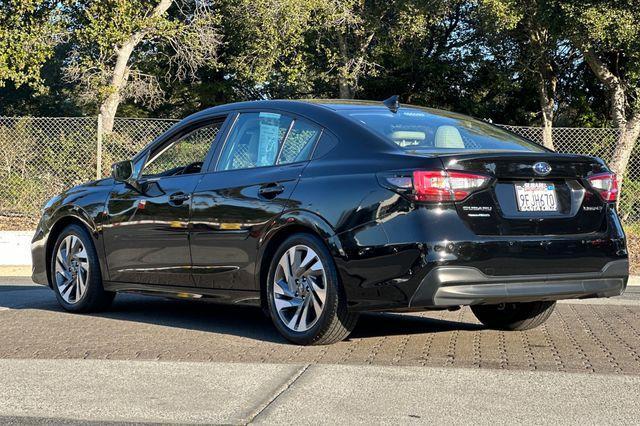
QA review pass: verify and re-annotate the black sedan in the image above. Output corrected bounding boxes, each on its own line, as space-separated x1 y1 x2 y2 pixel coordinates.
31 98 629 345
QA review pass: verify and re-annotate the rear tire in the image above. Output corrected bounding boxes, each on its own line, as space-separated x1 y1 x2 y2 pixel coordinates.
266 233 359 345
471 301 556 331
50 224 115 312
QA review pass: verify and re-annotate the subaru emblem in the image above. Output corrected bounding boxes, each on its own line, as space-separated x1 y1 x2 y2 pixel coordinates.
533 162 552 176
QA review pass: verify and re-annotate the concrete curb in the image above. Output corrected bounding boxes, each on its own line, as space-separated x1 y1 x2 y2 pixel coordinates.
0 266 31 277
0 359 638 424
0 231 31 266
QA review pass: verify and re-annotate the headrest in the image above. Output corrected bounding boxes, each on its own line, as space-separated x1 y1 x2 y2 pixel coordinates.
434 125 464 148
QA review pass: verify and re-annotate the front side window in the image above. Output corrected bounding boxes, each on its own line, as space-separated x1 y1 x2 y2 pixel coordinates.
143 124 221 177
217 112 321 171
343 108 546 153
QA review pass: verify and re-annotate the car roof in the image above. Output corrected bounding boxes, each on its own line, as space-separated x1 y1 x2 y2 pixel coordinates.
191 98 454 116
136 99 401 162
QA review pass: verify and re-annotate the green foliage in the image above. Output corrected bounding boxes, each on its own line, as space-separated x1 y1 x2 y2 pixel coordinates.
217 0 323 97
561 0 640 114
619 178 640 223
0 0 61 91
64 0 221 111
0 0 639 131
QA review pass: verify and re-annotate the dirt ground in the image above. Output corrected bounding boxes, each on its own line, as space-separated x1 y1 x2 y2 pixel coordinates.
626 231 640 274
0 215 38 231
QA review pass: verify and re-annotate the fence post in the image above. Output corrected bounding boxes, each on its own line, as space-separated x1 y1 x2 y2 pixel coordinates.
96 114 103 180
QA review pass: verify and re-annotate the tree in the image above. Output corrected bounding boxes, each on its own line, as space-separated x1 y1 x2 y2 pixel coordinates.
562 0 640 183
480 0 569 150
64 0 221 133
214 0 382 100
365 1 484 105
0 0 61 92
215 0 322 99
318 0 384 99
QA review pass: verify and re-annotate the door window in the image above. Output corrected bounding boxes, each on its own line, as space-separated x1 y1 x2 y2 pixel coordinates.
143 124 220 177
217 112 293 171
217 112 323 171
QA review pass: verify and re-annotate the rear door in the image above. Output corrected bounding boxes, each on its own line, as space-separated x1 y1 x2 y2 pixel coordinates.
190 111 323 290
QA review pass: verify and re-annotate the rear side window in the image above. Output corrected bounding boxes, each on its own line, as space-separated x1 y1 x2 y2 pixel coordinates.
344 108 546 153
217 112 321 171
277 119 321 164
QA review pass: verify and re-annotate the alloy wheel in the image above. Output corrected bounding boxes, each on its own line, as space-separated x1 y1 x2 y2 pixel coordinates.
273 244 327 332
54 235 89 304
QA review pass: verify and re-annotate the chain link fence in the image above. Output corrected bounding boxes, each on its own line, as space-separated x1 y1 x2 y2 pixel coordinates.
501 125 640 222
0 116 638 225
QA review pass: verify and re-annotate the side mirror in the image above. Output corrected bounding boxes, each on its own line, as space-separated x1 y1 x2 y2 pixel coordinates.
112 160 133 182
111 160 144 192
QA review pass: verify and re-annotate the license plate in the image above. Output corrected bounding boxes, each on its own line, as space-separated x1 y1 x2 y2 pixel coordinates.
515 182 558 212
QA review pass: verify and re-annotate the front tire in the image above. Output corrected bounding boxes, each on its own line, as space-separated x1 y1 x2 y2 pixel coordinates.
50 224 114 312
471 301 556 331
266 233 358 345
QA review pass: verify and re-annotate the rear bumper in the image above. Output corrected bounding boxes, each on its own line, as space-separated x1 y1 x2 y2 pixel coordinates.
410 259 628 307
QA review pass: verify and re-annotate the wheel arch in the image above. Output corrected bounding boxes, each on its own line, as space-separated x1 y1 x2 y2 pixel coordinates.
255 210 342 312
45 208 101 287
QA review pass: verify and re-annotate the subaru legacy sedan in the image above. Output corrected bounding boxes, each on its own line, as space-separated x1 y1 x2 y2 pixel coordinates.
31 98 628 345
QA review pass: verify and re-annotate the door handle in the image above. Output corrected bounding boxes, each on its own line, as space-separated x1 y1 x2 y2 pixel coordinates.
168 192 190 205
258 183 285 199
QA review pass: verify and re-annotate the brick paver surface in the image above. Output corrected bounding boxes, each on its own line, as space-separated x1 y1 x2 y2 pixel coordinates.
1 288 639 375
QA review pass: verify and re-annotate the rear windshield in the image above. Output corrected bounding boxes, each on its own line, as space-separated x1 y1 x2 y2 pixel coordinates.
344 108 546 153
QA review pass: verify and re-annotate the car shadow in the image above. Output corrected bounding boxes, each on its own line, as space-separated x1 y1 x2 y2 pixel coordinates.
1 283 483 343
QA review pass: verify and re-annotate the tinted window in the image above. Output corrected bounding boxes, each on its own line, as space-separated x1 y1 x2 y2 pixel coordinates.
312 131 338 159
277 119 321 164
143 124 220 177
344 108 545 153
217 112 293 171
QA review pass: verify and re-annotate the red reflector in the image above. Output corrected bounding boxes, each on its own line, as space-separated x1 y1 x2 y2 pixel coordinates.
587 172 618 202
412 170 490 202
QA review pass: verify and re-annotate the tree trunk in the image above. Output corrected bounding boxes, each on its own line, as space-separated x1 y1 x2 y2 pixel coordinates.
539 82 555 150
582 47 639 179
582 46 640 208
98 39 135 135
336 33 355 99
609 116 640 183
530 28 556 150
99 92 121 135
98 0 173 134
338 76 354 99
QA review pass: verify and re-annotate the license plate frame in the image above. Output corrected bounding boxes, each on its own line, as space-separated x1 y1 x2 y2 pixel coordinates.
514 182 558 212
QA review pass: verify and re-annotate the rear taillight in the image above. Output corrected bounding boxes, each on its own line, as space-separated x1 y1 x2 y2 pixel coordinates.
383 170 491 202
587 172 618 202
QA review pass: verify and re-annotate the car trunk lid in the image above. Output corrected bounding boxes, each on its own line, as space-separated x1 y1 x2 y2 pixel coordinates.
438 152 610 236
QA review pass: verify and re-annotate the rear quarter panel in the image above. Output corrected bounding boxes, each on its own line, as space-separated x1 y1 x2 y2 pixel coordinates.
288 142 444 309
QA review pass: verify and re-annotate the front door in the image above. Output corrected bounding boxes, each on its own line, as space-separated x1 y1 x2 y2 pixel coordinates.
190 111 323 290
103 121 223 286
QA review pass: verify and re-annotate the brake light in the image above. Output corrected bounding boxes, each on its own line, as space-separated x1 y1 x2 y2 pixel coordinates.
381 170 490 202
588 172 618 202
